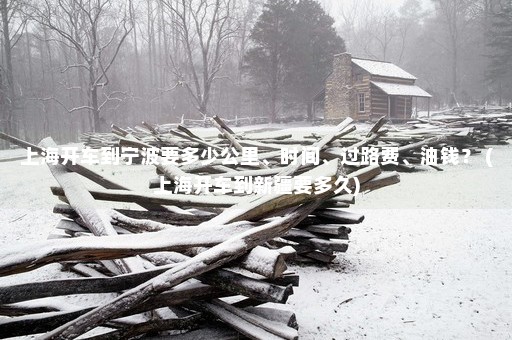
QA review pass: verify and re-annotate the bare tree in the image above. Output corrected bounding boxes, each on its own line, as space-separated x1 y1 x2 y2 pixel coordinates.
234 0 261 85
0 0 27 138
128 0 142 97
31 0 132 132
349 0 399 61
338 0 363 52
396 0 423 64
432 0 475 102
162 0 239 119
370 9 398 61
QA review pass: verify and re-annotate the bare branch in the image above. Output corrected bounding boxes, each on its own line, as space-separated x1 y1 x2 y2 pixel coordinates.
29 96 93 114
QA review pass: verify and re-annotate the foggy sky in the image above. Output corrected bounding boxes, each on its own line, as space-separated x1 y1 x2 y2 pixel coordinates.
321 0 434 17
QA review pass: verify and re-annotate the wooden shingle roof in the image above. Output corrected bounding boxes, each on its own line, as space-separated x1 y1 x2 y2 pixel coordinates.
352 58 417 80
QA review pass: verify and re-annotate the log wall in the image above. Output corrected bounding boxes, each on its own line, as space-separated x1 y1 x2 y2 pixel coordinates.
325 56 418 121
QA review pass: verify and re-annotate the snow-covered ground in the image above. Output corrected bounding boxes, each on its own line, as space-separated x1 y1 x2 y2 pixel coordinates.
0 140 511 339
288 145 512 339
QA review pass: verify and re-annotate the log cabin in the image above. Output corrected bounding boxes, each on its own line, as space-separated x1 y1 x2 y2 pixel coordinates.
312 52 431 122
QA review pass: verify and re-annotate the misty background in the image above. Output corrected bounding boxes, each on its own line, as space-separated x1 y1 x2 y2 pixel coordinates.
0 0 511 144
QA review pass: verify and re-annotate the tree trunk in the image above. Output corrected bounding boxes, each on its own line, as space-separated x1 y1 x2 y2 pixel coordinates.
452 39 458 104
43 26 58 137
0 71 5 148
270 89 277 123
37 36 49 140
147 0 155 88
25 31 34 93
129 0 142 97
199 102 208 121
92 86 100 132
269 45 280 123
498 80 502 106
147 0 155 116
1 0 15 136
74 41 88 133
88 64 101 132
306 101 313 121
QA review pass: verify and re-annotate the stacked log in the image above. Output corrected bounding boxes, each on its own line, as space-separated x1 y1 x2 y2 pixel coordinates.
79 109 512 174
0 119 400 339
1 109 508 338
410 111 512 146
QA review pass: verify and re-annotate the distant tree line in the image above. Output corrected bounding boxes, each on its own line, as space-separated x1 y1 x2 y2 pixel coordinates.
0 0 343 145
332 0 512 108
0 0 511 146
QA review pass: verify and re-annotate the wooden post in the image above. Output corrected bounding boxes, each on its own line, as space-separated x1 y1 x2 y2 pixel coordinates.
428 97 431 122
387 95 391 119
403 97 407 120
415 97 418 118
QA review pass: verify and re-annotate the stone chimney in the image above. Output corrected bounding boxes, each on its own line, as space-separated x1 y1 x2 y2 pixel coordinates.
325 52 354 121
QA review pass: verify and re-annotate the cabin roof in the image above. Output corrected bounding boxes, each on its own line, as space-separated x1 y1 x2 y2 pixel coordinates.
352 58 417 80
371 81 432 98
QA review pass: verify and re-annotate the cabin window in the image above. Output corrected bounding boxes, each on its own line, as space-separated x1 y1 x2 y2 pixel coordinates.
358 93 365 112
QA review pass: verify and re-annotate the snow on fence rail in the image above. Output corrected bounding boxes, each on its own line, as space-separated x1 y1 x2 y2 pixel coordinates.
179 115 270 128
1 108 510 338
0 117 401 339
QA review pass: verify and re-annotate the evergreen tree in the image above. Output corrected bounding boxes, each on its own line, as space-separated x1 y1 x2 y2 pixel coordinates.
245 0 295 122
285 0 345 120
245 0 345 122
486 1 512 105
